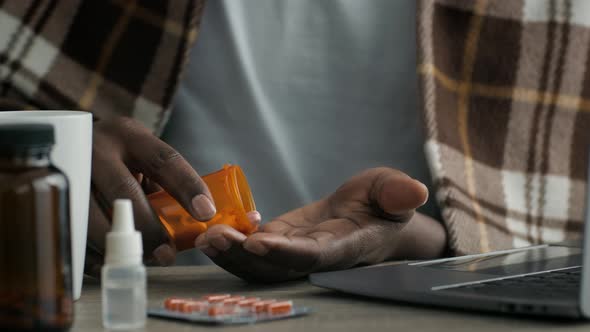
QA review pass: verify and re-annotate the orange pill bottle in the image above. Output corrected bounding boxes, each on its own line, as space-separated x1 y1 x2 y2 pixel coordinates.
148 164 257 251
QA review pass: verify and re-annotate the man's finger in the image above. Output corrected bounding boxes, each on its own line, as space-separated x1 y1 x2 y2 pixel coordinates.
83 244 103 278
242 232 322 272
194 224 246 252
87 192 111 254
246 211 262 226
122 123 216 221
140 176 163 194
92 150 170 260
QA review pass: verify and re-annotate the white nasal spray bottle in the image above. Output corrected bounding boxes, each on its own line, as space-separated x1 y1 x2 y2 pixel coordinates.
102 199 147 329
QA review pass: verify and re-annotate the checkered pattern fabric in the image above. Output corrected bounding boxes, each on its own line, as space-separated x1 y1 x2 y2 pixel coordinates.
419 0 590 254
0 0 205 134
2 0 588 256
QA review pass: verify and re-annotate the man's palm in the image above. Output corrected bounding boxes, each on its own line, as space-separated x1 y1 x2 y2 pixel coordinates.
194 168 428 282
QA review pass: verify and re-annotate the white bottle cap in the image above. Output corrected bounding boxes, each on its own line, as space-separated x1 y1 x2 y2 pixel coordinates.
105 199 143 265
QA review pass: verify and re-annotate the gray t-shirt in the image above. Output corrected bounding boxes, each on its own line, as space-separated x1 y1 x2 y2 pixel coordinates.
162 0 438 262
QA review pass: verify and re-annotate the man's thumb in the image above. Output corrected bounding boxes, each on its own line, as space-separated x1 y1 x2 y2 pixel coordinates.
371 169 429 219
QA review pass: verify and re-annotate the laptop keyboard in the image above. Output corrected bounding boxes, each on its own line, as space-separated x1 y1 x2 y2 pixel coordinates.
439 267 581 299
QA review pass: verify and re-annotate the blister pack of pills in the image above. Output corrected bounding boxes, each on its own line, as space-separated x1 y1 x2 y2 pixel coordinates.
148 294 311 325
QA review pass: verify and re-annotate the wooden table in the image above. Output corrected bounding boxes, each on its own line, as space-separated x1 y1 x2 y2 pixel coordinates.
73 266 590 331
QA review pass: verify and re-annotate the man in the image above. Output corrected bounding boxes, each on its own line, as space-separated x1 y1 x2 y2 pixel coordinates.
88 0 447 281
162 0 446 271
0 0 587 281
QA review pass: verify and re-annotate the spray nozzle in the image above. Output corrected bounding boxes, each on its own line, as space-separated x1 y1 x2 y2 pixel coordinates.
111 200 135 233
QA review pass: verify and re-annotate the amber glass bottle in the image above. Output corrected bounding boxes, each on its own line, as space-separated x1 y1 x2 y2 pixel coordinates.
0 124 73 331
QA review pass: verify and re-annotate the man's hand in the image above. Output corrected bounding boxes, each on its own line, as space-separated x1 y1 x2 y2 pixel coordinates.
194 167 447 282
85 115 217 275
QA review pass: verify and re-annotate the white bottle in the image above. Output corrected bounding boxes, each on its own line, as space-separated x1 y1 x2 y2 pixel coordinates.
102 199 147 329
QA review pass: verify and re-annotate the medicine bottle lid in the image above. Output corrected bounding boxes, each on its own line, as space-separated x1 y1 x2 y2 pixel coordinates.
0 123 55 152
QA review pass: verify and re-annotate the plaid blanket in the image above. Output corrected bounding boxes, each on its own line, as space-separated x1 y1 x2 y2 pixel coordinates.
1 0 588 256
0 0 205 135
419 0 590 254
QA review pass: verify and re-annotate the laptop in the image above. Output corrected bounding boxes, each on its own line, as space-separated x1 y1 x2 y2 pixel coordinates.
310 170 590 319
